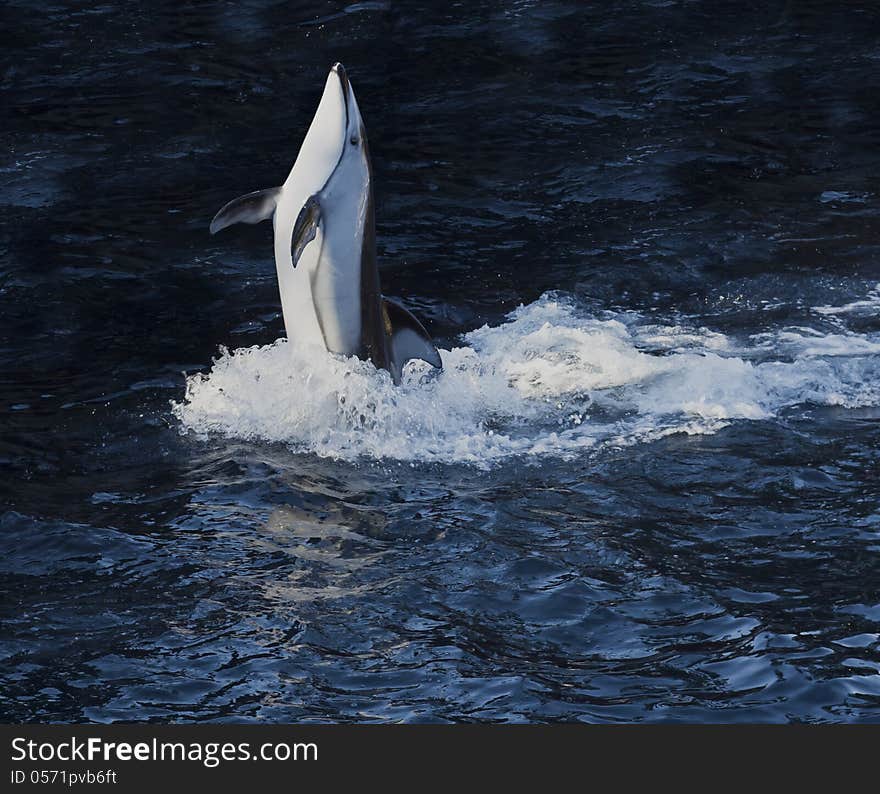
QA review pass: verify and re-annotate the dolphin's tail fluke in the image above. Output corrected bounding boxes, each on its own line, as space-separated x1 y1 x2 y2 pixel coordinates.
382 298 442 384
209 187 282 235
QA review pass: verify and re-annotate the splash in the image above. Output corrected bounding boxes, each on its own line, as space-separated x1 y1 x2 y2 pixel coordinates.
172 294 880 465
813 283 880 317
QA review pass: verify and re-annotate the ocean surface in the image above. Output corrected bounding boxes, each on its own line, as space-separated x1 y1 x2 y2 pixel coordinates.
2 1 880 722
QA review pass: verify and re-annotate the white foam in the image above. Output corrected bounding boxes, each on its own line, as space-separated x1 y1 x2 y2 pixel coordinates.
172 293 880 466
813 283 880 316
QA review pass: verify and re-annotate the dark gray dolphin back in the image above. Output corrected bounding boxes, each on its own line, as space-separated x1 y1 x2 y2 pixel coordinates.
357 185 390 372
356 136 441 383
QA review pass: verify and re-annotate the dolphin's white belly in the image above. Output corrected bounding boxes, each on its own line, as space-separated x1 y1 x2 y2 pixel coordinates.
273 184 362 355
308 180 365 355
272 196 323 351
310 242 362 355
274 135 367 356
270 68 350 351
272 167 342 348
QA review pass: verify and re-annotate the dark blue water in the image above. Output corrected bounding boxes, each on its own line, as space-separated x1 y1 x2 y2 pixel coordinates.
3 1 880 722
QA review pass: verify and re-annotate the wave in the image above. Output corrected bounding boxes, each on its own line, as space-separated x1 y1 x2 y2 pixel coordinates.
172 293 880 465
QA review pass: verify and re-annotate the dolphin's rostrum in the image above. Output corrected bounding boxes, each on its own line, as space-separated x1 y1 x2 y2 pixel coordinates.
210 63 441 385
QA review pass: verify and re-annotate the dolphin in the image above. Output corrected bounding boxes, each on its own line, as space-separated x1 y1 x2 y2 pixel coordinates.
209 62 442 385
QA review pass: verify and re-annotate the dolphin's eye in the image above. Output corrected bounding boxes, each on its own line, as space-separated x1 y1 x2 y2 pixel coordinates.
350 135 359 146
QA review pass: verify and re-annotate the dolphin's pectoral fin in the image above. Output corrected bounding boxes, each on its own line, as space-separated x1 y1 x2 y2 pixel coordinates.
295 194 333 348
382 298 442 382
209 187 282 235
291 195 323 267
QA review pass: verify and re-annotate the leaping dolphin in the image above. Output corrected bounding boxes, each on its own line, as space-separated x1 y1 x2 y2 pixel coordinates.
210 62 442 385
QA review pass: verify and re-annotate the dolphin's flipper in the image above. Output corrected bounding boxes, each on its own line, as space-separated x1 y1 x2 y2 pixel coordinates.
382 298 442 382
295 193 335 350
291 195 323 266
209 187 282 235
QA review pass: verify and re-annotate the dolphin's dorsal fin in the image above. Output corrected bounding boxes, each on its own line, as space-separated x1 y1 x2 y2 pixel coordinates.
209 187 282 235
382 298 442 383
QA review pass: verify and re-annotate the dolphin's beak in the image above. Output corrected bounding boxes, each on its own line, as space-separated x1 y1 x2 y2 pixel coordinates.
331 62 351 120
331 62 347 82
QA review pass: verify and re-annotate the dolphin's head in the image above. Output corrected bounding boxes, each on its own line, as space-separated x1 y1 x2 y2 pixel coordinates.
292 63 368 193
328 62 370 175
325 63 370 195
331 63 367 148
311 63 371 221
